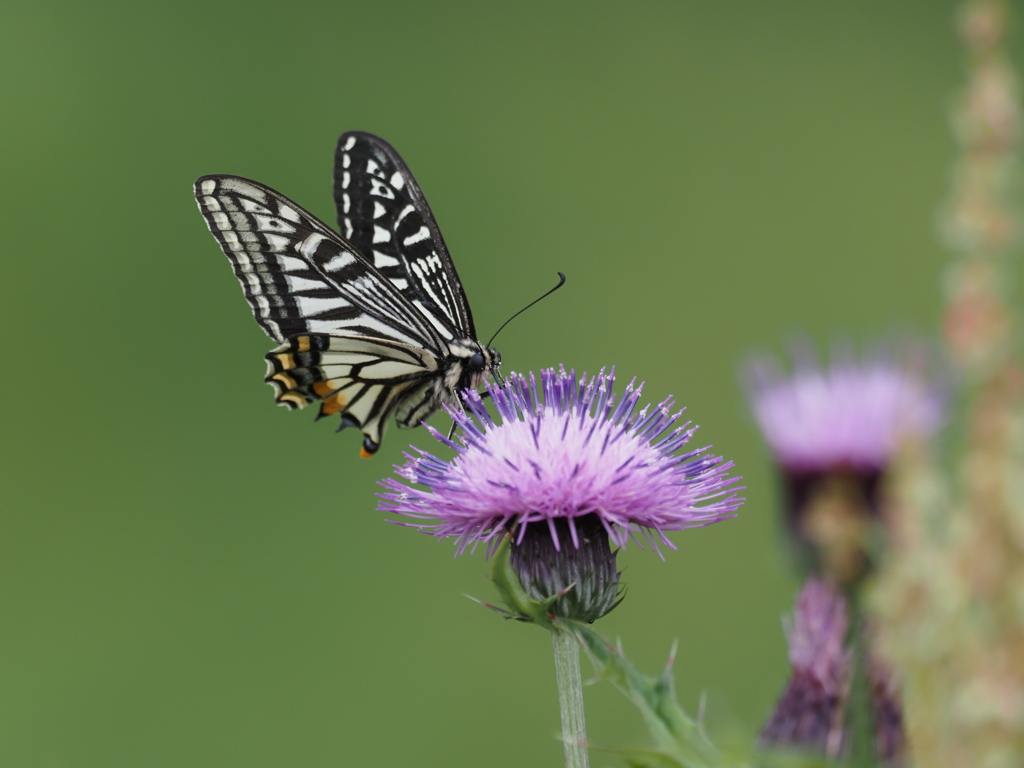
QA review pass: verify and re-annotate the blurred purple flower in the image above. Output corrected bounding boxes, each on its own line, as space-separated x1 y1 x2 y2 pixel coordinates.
379 367 744 556
744 344 944 473
761 577 850 758
744 344 946 584
761 580 907 765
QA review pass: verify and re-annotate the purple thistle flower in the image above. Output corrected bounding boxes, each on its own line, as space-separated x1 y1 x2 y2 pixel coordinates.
761 578 850 758
744 344 944 473
744 343 945 584
785 578 850 694
761 580 907 765
381 367 743 553
379 367 743 622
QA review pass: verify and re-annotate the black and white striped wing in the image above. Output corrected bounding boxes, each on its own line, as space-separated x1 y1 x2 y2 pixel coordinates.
194 174 449 455
334 131 476 343
195 175 445 350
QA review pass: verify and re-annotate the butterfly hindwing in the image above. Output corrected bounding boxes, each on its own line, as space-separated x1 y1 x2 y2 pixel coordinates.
264 334 441 454
333 131 476 342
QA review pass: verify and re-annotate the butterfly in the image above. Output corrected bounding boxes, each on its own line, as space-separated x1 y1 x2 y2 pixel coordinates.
193 131 501 457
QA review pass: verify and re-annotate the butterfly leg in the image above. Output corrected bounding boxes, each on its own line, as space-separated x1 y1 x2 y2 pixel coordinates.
445 387 496 442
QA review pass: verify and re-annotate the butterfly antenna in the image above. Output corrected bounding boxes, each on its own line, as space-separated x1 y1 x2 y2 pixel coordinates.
486 272 566 348
450 274 563 442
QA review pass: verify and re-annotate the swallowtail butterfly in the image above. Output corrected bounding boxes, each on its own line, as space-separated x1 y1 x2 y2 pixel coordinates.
194 132 500 457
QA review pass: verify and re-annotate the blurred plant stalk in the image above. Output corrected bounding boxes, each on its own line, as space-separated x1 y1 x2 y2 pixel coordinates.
873 2 1024 767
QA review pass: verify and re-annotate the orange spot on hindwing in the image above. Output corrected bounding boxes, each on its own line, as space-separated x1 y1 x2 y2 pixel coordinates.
359 437 379 459
312 380 335 397
318 391 348 417
274 353 296 370
272 372 297 390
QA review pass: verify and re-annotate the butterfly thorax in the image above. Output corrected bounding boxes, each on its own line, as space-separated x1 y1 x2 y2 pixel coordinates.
390 340 499 432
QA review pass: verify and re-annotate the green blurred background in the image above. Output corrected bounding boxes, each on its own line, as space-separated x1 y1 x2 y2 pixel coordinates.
0 1 995 765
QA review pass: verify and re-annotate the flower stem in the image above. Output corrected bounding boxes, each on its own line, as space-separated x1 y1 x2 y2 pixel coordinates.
551 628 589 768
846 599 876 768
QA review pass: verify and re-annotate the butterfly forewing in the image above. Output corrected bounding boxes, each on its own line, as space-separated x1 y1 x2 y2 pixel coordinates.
334 131 476 341
195 175 443 351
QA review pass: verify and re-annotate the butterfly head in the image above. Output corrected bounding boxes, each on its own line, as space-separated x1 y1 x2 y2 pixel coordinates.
448 340 501 393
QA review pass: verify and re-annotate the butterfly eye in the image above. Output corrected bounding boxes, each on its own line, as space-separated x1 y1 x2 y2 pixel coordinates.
469 352 486 372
